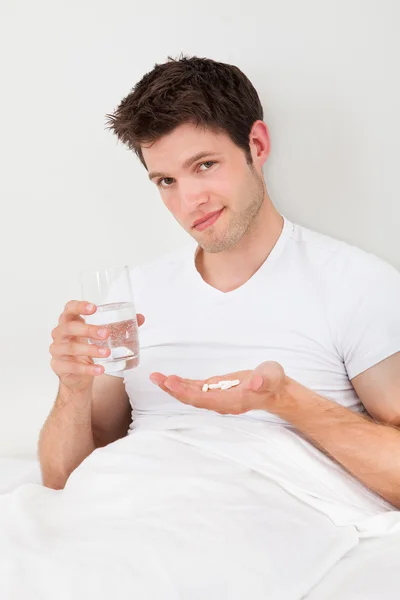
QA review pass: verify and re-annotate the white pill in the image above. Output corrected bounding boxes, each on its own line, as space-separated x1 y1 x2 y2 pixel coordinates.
208 383 221 390
202 383 209 392
230 380 240 387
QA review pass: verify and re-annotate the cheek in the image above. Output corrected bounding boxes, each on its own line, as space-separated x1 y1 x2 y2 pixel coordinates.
161 192 179 214
207 175 234 203
160 193 189 226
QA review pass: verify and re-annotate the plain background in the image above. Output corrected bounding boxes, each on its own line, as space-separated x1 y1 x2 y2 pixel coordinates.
0 0 398 456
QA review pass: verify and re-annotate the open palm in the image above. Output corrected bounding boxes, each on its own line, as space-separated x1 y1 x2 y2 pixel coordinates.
150 362 286 415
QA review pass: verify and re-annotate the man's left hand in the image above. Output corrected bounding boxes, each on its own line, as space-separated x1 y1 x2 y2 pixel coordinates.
150 361 289 415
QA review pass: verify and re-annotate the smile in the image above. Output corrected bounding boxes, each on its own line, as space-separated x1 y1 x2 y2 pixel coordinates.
192 208 224 231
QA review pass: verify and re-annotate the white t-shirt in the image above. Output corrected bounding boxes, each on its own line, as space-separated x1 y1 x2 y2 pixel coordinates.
110 217 400 429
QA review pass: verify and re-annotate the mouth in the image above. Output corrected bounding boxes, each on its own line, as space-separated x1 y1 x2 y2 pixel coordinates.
192 208 224 231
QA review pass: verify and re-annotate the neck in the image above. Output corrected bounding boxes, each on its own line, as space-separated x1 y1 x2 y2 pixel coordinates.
195 198 284 293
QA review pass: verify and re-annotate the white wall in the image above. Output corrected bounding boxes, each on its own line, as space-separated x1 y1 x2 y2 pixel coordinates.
0 0 399 456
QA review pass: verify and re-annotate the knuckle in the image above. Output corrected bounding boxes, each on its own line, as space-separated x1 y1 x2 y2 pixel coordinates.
65 300 76 312
65 322 77 337
66 341 76 355
74 363 84 374
86 345 96 358
67 361 80 374
65 361 77 374
51 327 58 340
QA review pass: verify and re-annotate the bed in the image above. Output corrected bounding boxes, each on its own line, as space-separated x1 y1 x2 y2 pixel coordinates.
1 416 399 599
0 456 42 494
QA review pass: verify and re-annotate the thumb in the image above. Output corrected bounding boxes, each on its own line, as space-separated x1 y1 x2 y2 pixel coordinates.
248 361 286 393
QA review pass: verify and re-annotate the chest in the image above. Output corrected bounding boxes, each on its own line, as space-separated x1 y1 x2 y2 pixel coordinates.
124 284 360 419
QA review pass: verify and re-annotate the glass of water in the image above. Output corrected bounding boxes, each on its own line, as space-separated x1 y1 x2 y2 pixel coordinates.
79 265 140 374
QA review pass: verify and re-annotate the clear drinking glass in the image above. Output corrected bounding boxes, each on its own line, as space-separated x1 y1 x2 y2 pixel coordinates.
79 265 140 374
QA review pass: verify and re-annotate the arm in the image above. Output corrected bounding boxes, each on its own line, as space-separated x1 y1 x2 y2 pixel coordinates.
41 300 144 491
280 249 400 506
277 352 400 508
38 374 131 490
151 353 400 507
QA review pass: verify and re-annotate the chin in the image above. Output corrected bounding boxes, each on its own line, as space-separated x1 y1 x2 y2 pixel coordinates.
189 212 242 253
198 236 234 254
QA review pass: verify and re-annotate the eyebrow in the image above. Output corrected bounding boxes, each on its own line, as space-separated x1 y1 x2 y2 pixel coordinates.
148 151 221 181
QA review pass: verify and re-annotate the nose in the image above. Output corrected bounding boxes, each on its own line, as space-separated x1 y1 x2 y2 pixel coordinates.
178 179 208 212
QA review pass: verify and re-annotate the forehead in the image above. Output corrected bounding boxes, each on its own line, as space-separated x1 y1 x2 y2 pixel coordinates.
142 123 234 172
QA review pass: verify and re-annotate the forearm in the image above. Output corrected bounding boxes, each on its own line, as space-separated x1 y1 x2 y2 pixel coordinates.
38 383 96 490
275 378 400 508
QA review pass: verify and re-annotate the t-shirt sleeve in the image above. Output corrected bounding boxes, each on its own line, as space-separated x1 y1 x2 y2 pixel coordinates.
332 248 400 380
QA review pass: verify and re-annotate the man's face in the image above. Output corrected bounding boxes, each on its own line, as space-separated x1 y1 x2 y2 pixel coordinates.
142 123 266 253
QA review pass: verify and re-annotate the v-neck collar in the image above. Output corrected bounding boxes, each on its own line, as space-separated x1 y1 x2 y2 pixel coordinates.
184 216 294 300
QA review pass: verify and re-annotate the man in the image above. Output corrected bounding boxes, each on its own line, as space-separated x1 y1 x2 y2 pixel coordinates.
40 55 400 597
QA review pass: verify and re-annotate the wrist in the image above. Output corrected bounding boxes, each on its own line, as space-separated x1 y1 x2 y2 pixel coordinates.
58 382 93 406
261 375 302 418
270 376 339 425
279 375 300 412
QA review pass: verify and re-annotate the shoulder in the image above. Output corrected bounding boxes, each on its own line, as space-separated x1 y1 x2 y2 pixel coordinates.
288 221 400 289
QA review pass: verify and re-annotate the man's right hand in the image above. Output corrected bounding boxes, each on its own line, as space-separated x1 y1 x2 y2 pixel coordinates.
49 300 145 393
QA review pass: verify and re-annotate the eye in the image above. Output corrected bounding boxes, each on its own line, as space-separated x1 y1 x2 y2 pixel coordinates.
199 161 216 171
157 177 175 188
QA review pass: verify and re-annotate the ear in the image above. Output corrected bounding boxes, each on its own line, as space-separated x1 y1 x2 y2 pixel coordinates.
249 120 271 168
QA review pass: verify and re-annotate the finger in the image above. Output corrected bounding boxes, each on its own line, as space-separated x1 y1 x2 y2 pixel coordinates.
161 376 225 410
52 321 110 342
248 374 264 391
59 301 97 324
163 373 247 388
247 361 286 392
150 373 247 395
163 375 214 398
51 359 104 377
168 376 206 388
149 372 251 413
149 372 167 386
149 372 188 399
50 341 111 360
150 372 205 389
164 375 189 394
150 374 248 414
137 313 145 327
150 373 198 403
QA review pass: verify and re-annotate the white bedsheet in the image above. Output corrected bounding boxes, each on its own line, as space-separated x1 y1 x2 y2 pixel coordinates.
304 529 400 599
0 414 399 599
0 457 42 494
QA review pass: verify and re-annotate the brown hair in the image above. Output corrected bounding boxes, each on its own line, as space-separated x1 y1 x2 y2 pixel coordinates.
105 55 264 167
